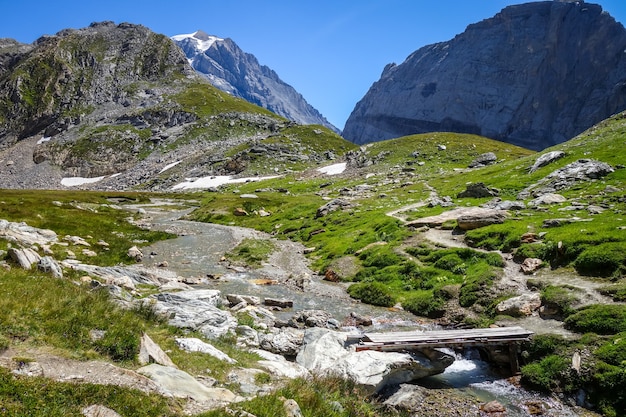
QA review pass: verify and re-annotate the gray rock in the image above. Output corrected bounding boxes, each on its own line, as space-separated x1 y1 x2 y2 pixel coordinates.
8 247 41 270
290 310 332 328
264 298 293 308
481 198 526 211
127 246 144 262
137 364 242 404
529 151 566 173
457 209 507 230
295 328 348 372
138 333 177 367
175 337 236 364
468 152 497 168
330 349 454 395
259 328 304 357
82 405 123 417
528 193 567 207
283 399 304 417
38 256 63 278
520 159 614 198
253 349 310 379
520 258 543 275
495 293 541 317
154 290 236 339
343 2 626 151
315 198 353 218
0 219 58 246
457 182 499 198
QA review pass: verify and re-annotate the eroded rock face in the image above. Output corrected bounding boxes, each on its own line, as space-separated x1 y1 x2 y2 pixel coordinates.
343 2 626 150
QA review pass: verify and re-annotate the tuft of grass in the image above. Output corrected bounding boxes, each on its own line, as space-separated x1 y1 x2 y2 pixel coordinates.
225 238 275 269
564 304 626 335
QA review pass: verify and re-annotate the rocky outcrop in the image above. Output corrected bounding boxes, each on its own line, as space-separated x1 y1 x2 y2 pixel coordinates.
295 328 454 394
172 30 338 132
343 1 626 150
519 159 614 199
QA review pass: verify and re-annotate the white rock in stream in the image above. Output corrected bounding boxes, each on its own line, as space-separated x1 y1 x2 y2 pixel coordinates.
296 328 455 394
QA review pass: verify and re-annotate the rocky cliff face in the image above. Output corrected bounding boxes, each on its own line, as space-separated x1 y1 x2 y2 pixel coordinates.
173 30 338 133
0 22 192 148
343 1 626 150
0 22 350 191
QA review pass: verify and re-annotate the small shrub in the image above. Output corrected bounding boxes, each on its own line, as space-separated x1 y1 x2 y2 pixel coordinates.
433 254 465 274
521 355 570 392
347 282 396 307
540 285 577 317
573 242 626 278
594 332 626 366
359 248 401 268
402 292 445 318
564 304 626 335
459 263 497 307
522 334 568 360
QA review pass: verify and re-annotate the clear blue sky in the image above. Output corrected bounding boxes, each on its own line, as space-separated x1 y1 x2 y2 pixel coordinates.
1 0 625 130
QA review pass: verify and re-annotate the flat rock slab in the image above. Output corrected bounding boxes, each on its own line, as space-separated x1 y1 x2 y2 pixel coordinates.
137 363 241 404
407 207 507 229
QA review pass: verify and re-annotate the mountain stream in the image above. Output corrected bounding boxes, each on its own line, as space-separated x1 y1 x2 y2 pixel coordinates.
137 202 593 416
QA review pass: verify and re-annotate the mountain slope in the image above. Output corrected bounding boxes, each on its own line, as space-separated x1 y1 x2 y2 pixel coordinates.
343 1 626 150
0 22 353 191
172 30 339 133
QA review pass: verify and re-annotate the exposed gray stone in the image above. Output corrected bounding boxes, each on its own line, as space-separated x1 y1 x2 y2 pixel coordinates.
259 328 304 357
457 182 499 198
139 333 177 367
495 293 541 317
457 210 507 230
8 247 41 270
529 151 566 173
137 364 242 404
315 198 353 218
82 405 123 417
38 256 63 278
468 152 497 168
343 2 626 151
175 337 236 364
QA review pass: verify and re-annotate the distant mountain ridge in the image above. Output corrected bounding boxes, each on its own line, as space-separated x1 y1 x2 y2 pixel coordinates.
172 30 339 133
343 1 626 150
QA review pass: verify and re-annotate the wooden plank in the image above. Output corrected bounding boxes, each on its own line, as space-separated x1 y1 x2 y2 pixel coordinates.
361 327 532 344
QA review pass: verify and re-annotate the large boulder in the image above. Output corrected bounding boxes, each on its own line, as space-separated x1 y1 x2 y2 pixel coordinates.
137 364 242 404
153 290 236 339
259 328 305 357
519 159 614 198
456 209 507 230
330 349 453 394
8 247 41 270
495 293 541 317
529 151 565 173
295 328 454 394
0 219 58 246
457 182 499 198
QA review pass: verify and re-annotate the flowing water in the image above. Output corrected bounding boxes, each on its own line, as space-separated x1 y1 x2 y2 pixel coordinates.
138 203 591 416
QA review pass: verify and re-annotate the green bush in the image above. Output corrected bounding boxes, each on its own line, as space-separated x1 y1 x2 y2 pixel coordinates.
347 282 396 307
564 304 626 335
595 333 626 366
514 242 555 262
521 355 571 392
359 248 401 268
540 285 576 317
590 362 626 417
523 334 568 360
433 254 466 274
459 263 497 308
574 242 626 278
402 292 445 318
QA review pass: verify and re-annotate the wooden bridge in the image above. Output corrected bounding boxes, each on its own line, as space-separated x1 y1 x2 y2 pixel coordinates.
349 326 534 373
